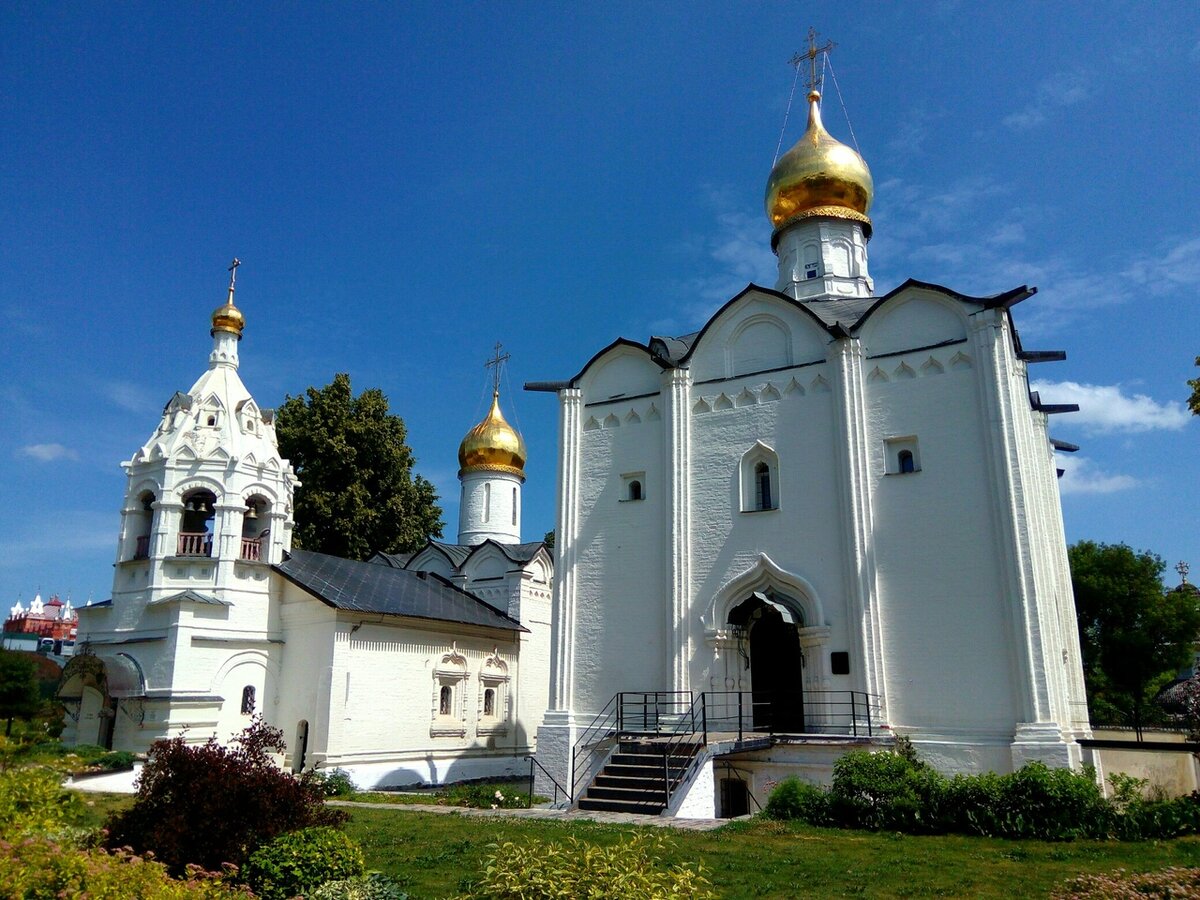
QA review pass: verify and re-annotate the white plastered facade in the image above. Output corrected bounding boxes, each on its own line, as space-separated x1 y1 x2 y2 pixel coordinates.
535 212 1091 795
66 303 553 789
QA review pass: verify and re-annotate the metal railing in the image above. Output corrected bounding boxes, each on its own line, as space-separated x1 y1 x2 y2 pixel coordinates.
177 532 212 557
240 537 262 561
133 535 151 559
658 692 709 810
570 693 621 804
703 690 883 739
615 691 694 734
525 754 570 806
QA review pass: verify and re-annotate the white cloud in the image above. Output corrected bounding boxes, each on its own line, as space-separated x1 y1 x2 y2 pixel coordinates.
18 443 79 462
1121 236 1200 293
99 379 159 414
1056 455 1139 495
1003 71 1092 130
667 199 776 331
1031 380 1191 434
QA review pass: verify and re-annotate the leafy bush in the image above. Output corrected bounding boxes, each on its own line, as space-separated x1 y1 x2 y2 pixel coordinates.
309 766 357 797
96 749 138 771
0 765 85 839
764 777 831 824
764 747 1151 842
309 872 410 899
828 748 946 833
990 762 1109 840
0 836 253 898
105 716 347 874
459 832 717 899
242 826 365 900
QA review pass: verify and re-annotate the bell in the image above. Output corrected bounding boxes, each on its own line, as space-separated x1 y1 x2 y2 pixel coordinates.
185 500 196 512
245 505 258 520
199 501 211 514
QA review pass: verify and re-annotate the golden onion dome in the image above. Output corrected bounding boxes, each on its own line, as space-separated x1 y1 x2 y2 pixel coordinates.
765 90 874 238
458 391 527 480
210 299 245 338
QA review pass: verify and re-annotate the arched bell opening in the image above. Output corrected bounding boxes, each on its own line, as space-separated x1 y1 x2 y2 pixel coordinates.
179 489 217 557
240 495 272 561
728 591 806 734
130 490 156 560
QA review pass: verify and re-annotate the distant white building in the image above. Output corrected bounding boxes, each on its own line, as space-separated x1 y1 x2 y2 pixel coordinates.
60 265 551 787
532 87 1091 815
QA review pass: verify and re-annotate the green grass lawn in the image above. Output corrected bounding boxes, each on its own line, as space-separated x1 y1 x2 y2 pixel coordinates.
75 793 1200 898
343 808 1200 899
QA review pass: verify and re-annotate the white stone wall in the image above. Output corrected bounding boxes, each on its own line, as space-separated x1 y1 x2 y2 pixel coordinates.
543 279 1088 783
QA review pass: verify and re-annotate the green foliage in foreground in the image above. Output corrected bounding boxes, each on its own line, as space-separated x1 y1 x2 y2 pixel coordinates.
766 748 1200 841
458 832 717 900
0 836 253 898
243 826 366 900
0 766 86 839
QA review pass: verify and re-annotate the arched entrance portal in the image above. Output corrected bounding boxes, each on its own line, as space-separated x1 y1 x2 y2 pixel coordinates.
730 592 805 733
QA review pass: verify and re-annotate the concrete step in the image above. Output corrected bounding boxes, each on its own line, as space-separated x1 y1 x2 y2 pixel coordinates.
593 773 667 791
610 752 695 768
586 783 672 802
577 795 666 814
603 763 687 779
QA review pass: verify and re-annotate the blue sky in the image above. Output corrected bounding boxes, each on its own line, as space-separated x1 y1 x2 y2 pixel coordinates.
2 2 1197 604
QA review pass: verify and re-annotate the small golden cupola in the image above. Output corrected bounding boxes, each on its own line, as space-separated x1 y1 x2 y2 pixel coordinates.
211 258 246 338
458 390 527 482
764 90 874 239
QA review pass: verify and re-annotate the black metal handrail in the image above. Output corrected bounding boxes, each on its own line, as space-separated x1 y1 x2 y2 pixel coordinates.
658 692 709 810
525 754 570 806
570 693 621 803
702 690 883 739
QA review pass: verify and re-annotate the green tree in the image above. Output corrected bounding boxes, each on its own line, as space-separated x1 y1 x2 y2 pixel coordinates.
0 651 41 737
275 374 442 560
1070 541 1200 735
1189 355 1200 415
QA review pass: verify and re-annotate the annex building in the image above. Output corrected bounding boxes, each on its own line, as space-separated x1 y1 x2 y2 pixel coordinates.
531 85 1091 816
59 270 551 788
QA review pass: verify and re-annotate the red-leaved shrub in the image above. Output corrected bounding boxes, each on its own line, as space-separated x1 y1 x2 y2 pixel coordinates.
105 717 346 874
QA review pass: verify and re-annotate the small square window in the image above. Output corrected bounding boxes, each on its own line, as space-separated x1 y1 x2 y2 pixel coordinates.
620 472 646 502
830 652 850 675
884 437 921 475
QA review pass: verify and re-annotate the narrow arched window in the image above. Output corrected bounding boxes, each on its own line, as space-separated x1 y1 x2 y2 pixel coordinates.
483 484 491 523
512 488 517 526
484 688 495 717
439 685 452 716
755 462 773 510
241 685 256 715
629 480 642 501
898 450 915 474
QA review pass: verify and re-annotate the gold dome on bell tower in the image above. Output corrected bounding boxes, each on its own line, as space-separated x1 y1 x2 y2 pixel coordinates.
764 89 874 238
458 390 527 480
210 258 246 338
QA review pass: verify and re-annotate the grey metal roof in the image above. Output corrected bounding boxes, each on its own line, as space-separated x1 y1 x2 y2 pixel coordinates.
375 539 551 573
148 589 230 607
370 551 414 569
275 549 524 632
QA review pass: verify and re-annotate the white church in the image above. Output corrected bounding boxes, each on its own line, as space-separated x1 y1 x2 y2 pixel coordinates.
60 63 1091 815
529 85 1091 816
59 268 552 788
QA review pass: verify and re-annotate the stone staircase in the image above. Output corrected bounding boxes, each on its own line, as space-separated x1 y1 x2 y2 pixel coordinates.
576 739 704 814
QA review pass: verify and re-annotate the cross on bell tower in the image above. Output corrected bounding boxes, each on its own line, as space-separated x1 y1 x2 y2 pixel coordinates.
790 27 835 94
485 341 511 396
